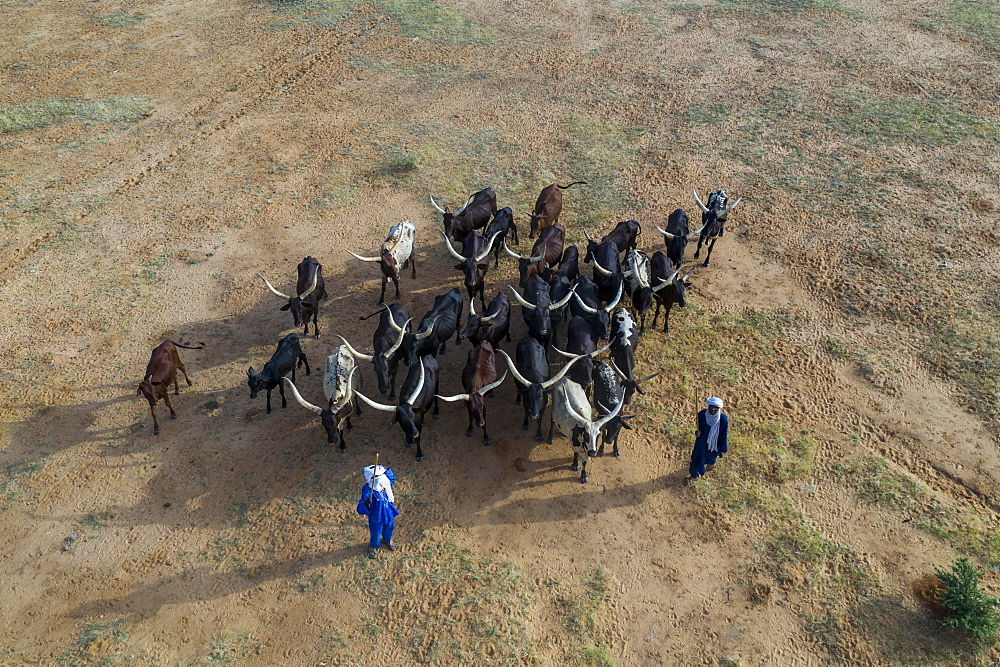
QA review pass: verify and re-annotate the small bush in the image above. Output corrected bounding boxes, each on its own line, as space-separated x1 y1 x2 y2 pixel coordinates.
934 558 1000 645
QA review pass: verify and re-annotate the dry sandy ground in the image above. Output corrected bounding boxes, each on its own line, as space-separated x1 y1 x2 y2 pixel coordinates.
0 0 998 663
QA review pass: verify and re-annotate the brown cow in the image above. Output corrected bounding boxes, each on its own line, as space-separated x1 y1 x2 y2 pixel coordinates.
436 342 507 447
136 340 205 435
529 181 587 239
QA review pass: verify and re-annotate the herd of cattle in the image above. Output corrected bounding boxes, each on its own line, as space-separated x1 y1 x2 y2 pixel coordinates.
136 184 742 483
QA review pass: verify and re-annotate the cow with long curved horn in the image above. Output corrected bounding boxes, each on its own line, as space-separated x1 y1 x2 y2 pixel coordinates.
654 208 691 268
347 220 417 304
498 344 583 442
459 290 511 348
441 229 503 309
591 362 639 457
401 288 464 365
505 222 565 286
431 187 496 241
650 255 698 333
354 356 440 461
571 275 623 340
356 304 411 399
257 256 326 337
507 276 576 347
691 188 742 267
548 377 626 483
284 358 361 451
435 341 508 447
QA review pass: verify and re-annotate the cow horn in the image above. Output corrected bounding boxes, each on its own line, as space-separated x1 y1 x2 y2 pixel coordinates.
347 250 380 263
507 285 536 311
469 299 477 317
476 231 504 262
689 224 706 238
610 359 628 380
574 292 600 315
477 372 507 396
596 390 626 428
655 225 675 239
584 230 594 241
415 317 438 340
406 358 426 405
497 350 531 387
284 377 323 415
593 341 612 357
503 242 524 260
430 196 446 214
541 354 584 389
480 310 499 322
637 371 661 384
440 231 466 261
552 286 577 310
682 265 698 280
721 197 743 214
335 335 374 362
592 260 612 277
692 189 709 213
298 266 319 299
551 346 577 359
257 274 290 300
453 195 473 216
529 253 545 263
561 390 589 427
604 280 624 312
669 263 697 283
354 389 397 413
388 314 408 333
385 319 410 358
435 392 471 403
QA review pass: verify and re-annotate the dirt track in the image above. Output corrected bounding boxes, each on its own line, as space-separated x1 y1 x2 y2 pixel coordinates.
1 0 998 663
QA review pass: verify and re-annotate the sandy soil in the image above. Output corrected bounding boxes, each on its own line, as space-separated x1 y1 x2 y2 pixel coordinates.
1 0 998 663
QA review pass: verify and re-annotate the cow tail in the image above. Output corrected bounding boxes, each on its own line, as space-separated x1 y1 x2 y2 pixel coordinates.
557 181 588 190
172 341 206 349
360 305 390 321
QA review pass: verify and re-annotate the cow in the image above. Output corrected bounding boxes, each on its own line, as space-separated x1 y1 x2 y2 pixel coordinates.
355 355 440 461
622 249 654 333
136 340 205 435
436 342 508 447
692 189 742 267
547 276 574 349
584 239 622 305
431 188 497 242
654 208 691 268
548 377 625 483
441 230 502 309
608 308 659 404
257 256 327 337
459 291 511 349
570 275 623 340
504 223 565 286
528 181 587 239
350 304 411 399
592 362 637 457
497 343 582 442
283 357 362 451
584 220 641 262
483 207 520 268
553 316 611 395
247 333 310 414
401 288 463 365
543 245 580 284
347 220 417 304
507 275 576 347
650 255 697 333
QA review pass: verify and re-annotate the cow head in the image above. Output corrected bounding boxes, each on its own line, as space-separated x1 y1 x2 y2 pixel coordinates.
246 367 264 398
402 317 438 366
431 195 470 238
355 359 428 446
693 189 741 236
136 380 163 406
508 283 575 344
562 388 624 458
499 350 581 421
258 268 319 327
573 279 623 339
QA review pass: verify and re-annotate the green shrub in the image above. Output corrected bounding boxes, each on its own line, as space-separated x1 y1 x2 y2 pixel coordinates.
934 558 1000 645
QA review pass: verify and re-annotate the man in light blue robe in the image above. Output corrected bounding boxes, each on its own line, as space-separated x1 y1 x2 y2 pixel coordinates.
357 464 399 559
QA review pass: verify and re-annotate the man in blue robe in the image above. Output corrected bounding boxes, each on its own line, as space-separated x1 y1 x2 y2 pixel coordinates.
357 463 399 559
686 396 728 484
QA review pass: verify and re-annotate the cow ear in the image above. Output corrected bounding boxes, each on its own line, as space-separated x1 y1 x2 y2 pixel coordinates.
621 420 634 430
280 304 291 311
390 414 398 424
453 263 465 272
413 407 427 414
247 367 254 376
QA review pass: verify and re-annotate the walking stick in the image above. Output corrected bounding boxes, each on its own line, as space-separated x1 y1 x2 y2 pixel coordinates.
365 452 379 510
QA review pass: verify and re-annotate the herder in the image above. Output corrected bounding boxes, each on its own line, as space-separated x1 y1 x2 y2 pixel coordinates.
686 397 729 484
357 458 399 559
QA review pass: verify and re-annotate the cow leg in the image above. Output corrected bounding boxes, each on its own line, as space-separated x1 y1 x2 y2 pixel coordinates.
278 381 288 409
651 302 660 331
379 276 388 305
313 311 320 338
393 276 401 300
546 416 555 445
482 422 491 447
694 237 704 260
439 339 447 355
639 313 646 336
265 388 273 414
521 403 529 429
162 392 177 421
580 458 588 484
466 412 473 438
300 353 311 376
702 238 716 267
149 404 160 435
176 359 193 387
571 452 580 471
410 256 417 279
613 433 620 457
415 437 423 462
339 429 346 453
354 394 363 416
346 415 353 432
536 398 547 442
663 303 673 334
433 394 440 419
598 441 605 457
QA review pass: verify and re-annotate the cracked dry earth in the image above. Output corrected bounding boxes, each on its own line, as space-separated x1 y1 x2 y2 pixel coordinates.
1 0 998 663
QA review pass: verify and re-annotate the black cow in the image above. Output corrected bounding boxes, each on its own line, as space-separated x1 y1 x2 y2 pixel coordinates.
543 244 580 284
431 188 497 242
584 220 641 263
584 239 623 305
247 333 310 413
351 304 411 400
484 207 520 267
655 208 691 268
459 291 511 349
554 316 610 396
402 288 463 365
441 230 501 309
547 276 574 349
355 356 440 461
650 254 697 333
257 257 327 337
592 362 636 457
507 275 575 348
692 189 742 267
570 275 623 340
498 342 582 442
608 308 657 404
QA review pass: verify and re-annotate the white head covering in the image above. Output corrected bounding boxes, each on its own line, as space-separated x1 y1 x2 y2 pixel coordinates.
705 398 723 450
364 464 394 503
707 397 724 408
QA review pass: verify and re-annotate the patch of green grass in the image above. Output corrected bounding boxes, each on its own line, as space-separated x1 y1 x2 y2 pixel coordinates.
684 102 730 126
77 510 116 532
266 0 358 28
60 618 131 666
556 566 614 664
204 632 254 666
379 0 496 45
564 116 645 229
832 90 999 145
717 0 846 14
92 11 146 28
1 455 48 509
929 1 1000 54
834 454 926 511
0 96 153 134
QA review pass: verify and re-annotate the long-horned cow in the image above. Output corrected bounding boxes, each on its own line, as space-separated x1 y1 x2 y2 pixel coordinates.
529 181 587 239
505 223 565 286
649 255 697 333
608 308 659 404
352 304 411 399
258 256 326 337
136 340 205 435
284 352 362 451
692 189 742 267
548 378 625 483
592 362 637 457
431 188 497 242
459 291 511 349
498 343 582 442
247 333 310 413
402 288 464 365
347 220 417 304
436 342 508 447
355 355 440 461
654 208 691 268
507 275 576 347
483 207 519 268
441 230 502 309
